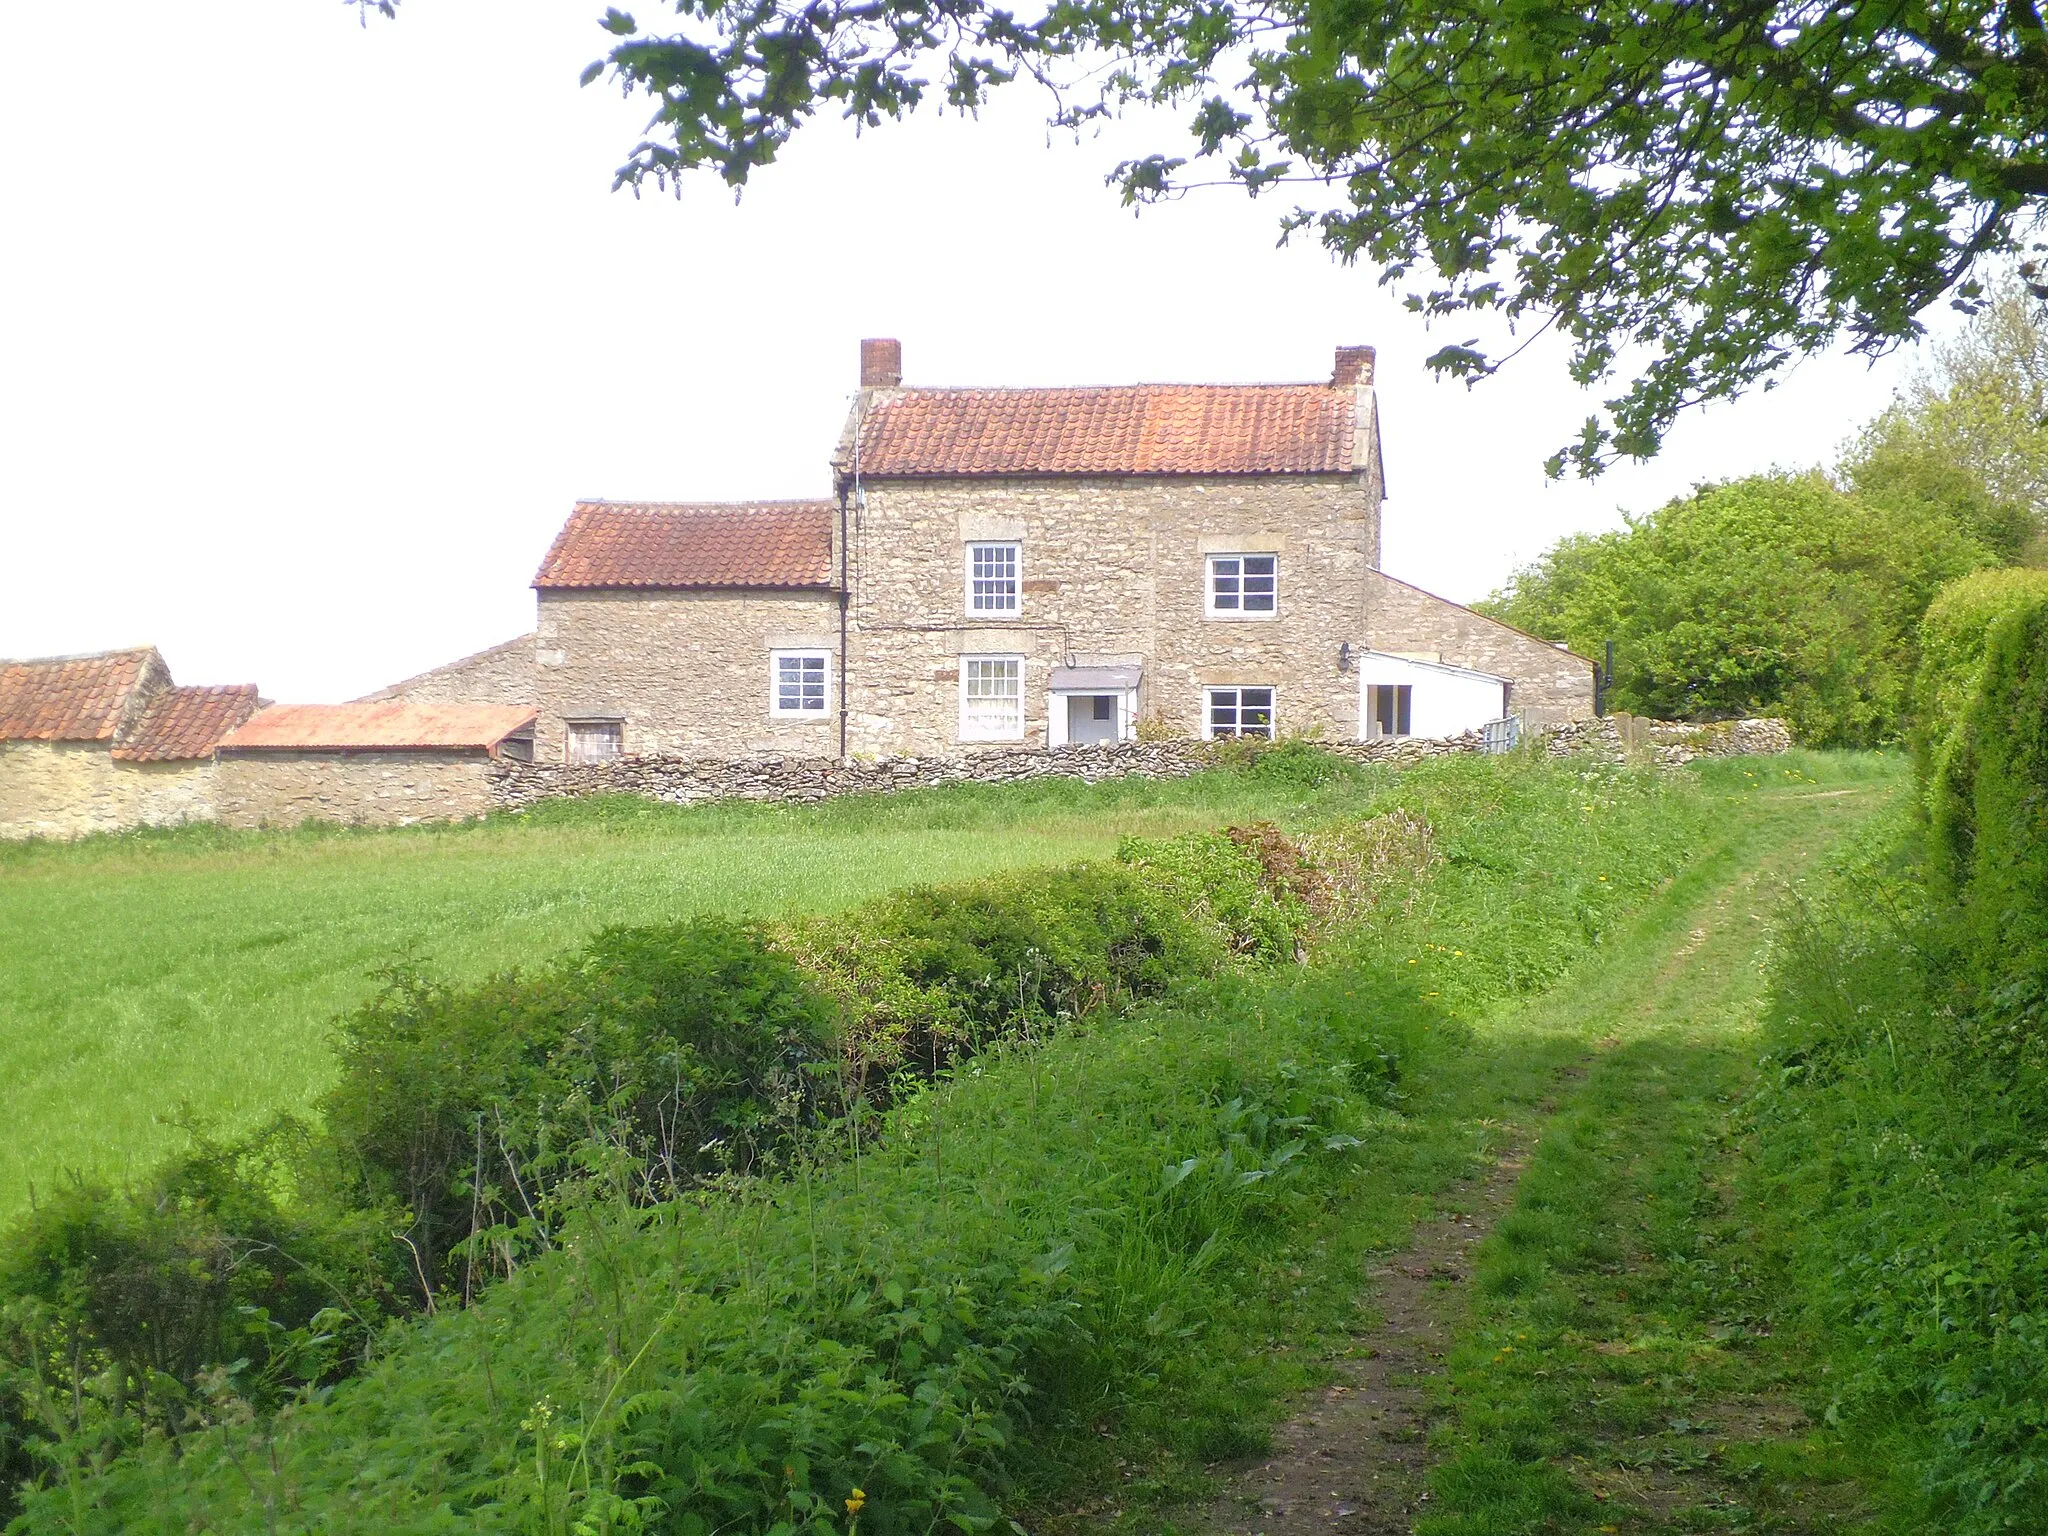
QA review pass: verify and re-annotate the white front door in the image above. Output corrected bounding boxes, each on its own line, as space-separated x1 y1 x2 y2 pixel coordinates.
1067 694 1119 744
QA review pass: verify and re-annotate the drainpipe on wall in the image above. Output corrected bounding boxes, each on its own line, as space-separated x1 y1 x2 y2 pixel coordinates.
837 485 850 762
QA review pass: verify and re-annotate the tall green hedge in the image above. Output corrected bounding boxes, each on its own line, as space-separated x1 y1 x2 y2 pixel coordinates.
1912 567 2048 783
1929 596 2048 1007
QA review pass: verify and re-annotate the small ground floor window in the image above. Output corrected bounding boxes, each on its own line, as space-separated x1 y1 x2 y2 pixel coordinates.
960 655 1024 740
1366 683 1413 739
770 651 830 717
567 719 624 764
1206 686 1274 739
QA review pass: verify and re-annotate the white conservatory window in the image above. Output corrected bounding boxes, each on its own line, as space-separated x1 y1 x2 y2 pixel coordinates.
959 655 1025 740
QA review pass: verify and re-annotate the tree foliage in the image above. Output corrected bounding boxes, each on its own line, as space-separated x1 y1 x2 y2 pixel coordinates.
1842 278 2048 554
368 0 2048 473
1479 472 1994 744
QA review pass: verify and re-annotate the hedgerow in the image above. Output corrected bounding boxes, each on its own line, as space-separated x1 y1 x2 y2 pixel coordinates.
1752 594 2048 1529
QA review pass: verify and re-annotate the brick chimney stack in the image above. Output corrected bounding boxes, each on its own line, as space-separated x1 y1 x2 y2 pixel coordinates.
860 338 903 387
1332 344 1376 389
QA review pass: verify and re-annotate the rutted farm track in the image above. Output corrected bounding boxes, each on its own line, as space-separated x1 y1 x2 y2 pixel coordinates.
1188 782 1888 1536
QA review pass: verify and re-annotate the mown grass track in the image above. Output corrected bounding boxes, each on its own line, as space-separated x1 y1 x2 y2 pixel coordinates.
1134 756 1900 1536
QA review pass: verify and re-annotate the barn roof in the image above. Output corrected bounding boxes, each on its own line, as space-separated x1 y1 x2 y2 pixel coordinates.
219 703 538 755
112 685 263 762
535 501 835 591
0 648 161 743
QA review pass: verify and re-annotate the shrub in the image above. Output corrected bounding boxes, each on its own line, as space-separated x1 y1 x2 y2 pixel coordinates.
785 857 1233 1092
0 1128 401 1519
322 919 837 1298
1481 471 1995 744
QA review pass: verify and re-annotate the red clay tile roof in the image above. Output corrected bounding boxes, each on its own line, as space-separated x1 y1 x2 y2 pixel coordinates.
112 685 263 762
219 703 538 755
535 501 835 590
0 648 160 743
848 385 1356 477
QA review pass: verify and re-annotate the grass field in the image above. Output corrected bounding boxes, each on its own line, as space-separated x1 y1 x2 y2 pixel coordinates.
6 751 1906 1533
0 769 1388 1212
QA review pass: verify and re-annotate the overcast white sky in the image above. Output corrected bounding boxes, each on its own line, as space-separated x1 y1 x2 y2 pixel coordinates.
0 2 1950 701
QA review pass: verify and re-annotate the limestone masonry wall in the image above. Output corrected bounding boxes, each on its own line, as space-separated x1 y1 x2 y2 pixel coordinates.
215 751 498 828
846 474 1379 755
1363 571 1597 716
0 742 219 839
359 635 537 707
535 590 840 762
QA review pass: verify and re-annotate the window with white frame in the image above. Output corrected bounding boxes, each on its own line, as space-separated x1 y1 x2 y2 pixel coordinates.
1206 553 1278 617
1205 686 1275 740
566 719 624 764
966 542 1021 615
770 650 830 717
959 655 1024 740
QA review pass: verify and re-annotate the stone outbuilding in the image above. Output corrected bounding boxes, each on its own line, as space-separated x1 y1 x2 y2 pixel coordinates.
214 703 538 828
0 648 260 839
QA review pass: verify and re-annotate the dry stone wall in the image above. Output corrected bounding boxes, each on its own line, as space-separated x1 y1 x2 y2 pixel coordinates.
486 713 1794 815
1545 713 1795 764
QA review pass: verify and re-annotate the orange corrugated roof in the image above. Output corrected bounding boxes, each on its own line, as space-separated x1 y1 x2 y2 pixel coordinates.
219 703 538 754
849 384 1356 477
0 649 159 743
112 685 263 762
535 501 835 590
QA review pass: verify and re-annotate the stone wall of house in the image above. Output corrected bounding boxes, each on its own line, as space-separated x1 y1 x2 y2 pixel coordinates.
845 474 1380 755
214 751 498 828
0 741 218 839
358 635 537 706
533 590 842 763
1363 571 1597 716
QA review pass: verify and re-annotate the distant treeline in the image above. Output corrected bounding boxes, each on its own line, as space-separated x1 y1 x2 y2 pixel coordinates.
1482 283 2048 746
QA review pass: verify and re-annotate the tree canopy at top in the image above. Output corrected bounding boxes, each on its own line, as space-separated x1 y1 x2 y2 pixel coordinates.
378 0 2048 474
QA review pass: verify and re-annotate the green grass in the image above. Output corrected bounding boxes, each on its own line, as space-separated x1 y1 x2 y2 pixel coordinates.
0 769 1402 1213
8 750 1756 1534
1410 760 1895 1534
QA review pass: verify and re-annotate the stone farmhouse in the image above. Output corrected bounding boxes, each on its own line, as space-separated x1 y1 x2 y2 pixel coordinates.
387 340 1595 762
1 339 1597 837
